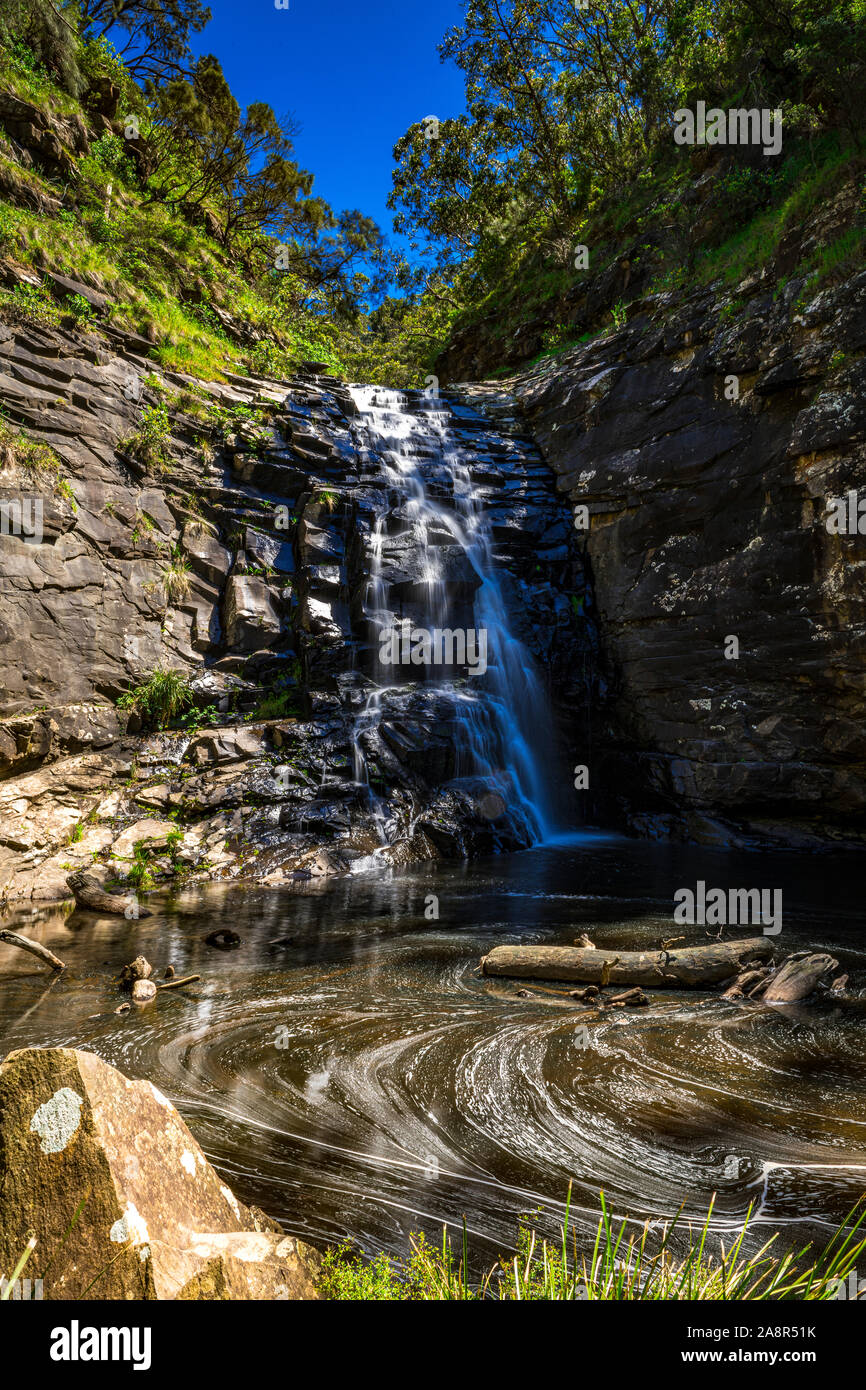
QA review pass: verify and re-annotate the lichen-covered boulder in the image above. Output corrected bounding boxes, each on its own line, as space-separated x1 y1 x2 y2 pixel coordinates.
0 1047 320 1299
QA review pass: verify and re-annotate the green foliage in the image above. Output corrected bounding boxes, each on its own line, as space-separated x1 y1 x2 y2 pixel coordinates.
63 292 93 324
0 14 391 379
383 0 866 376
165 828 184 857
0 416 73 509
163 545 191 601
119 401 172 471
88 132 136 183
252 688 300 721
0 201 20 253
0 280 61 326
116 666 194 729
320 1191 866 1301
77 0 211 84
179 701 219 733
126 840 155 891
2 0 862 391
145 52 313 251
0 0 85 98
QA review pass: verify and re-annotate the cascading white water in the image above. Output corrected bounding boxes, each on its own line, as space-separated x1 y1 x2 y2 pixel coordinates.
348 384 558 846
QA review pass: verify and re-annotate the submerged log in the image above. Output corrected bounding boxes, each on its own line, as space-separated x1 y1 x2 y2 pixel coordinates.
481 937 774 988
825 987 866 1012
204 929 241 950
66 871 153 917
763 953 840 1003
610 987 649 1007
0 929 65 972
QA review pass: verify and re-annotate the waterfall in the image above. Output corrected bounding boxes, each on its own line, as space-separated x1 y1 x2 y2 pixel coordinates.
347 384 559 847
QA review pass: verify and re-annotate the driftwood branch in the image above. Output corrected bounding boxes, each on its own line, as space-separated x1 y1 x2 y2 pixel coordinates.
0 929 65 971
482 938 774 987
157 974 201 991
763 953 840 1003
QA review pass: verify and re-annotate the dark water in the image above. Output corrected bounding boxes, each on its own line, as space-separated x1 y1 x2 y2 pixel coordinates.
2 837 865 1266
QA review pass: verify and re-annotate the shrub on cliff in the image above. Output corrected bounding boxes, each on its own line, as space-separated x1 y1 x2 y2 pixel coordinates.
0 8 392 380
116 666 193 730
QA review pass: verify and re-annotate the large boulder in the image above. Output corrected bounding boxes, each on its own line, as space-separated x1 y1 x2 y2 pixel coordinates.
111 817 178 858
181 524 232 586
0 1048 320 1299
224 575 282 651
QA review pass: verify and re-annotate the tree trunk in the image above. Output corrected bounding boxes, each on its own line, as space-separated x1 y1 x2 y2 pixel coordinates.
66 872 153 917
481 938 774 987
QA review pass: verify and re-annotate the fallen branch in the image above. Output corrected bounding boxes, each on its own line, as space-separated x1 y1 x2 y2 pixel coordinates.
610 987 649 1007
156 974 201 991
0 929 65 971
722 966 771 1000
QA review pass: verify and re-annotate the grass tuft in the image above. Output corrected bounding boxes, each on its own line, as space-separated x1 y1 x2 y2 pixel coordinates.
318 1189 866 1301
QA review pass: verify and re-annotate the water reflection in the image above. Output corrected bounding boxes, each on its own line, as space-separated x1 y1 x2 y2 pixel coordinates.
1 839 865 1266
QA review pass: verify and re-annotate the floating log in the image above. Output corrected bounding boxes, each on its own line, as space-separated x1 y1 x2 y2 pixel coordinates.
825 987 866 1012
481 937 774 988
763 953 839 1003
0 929 65 972
66 871 153 917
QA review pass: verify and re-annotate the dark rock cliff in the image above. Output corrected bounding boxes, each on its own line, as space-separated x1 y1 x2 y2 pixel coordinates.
499 246 866 848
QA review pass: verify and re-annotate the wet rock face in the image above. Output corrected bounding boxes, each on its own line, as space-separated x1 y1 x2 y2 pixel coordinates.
0 313 590 898
512 263 866 847
0 1047 320 1299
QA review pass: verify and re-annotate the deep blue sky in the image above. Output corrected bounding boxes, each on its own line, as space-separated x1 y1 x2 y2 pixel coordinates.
189 0 467 243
